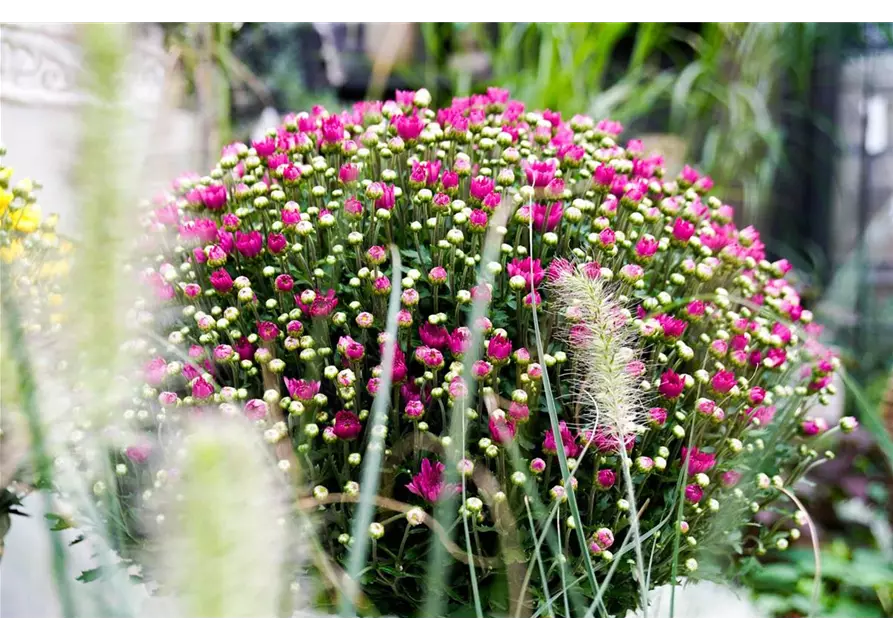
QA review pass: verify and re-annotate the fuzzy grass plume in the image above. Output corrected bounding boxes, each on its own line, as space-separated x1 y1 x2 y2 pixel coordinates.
157 415 291 617
549 265 650 610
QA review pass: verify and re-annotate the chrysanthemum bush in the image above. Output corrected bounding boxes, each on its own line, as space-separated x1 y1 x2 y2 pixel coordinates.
120 88 859 616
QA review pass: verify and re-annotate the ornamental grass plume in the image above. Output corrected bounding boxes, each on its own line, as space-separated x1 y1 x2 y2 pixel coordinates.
104 87 861 617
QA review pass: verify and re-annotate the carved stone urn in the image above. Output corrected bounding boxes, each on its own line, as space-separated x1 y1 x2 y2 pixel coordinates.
0 22 202 236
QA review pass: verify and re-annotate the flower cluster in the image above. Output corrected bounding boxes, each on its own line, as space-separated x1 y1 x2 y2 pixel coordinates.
0 151 70 409
122 88 856 616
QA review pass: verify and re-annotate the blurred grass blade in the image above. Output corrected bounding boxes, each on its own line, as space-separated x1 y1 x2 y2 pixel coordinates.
340 246 403 616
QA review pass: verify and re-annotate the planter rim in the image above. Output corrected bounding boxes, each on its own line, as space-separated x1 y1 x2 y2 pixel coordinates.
1 23 168 112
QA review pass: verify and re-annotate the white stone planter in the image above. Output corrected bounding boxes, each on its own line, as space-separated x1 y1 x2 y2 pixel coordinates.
0 22 202 238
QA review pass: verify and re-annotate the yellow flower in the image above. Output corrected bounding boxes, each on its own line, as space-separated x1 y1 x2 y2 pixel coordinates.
40 260 71 278
49 293 64 307
0 188 12 216
13 205 42 233
0 240 24 263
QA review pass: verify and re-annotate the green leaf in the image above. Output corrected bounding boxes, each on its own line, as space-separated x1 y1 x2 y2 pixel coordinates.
77 567 104 583
827 599 884 618
0 513 10 541
747 562 801 590
45 513 73 531
840 369 893 474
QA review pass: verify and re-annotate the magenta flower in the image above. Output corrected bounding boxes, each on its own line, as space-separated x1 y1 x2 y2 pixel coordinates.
281 378 319 403
343 197 363 218
481 191 501 211
749 386 766 405
385 346 409 382
684 484 703 504
471 285 492 303
200 184 227 210
659 370 685 399
441 171 459 191
374 183 396 210
671 217 696 242
508 402 530 423
801 418 828 437
596 119 623 136
144 357 167 386
360 244 387 265
420 322 450 350
394 113 424 139
448 377 468 400
235 230 263 258
597 469 616 489
470 176 495 201
208 268 233 293
428 266 448 285
680 447 716 474
656 314 688 339
487 334 512 363
256 321 280 342
765 347 787 368
489 413 517 444
337 335 366 362
333 410 362 440
286 320 303 336
523 159 557 187
418 346 444 370
543 421 582 458
182 362 202 381
192 377 214 399
635 235 659 259
680 165 699 184
232 340 255 364
547 258 573 282
449 326 472 356
321 114 345 143
252 137 277 156
507 256 544 291
595 528 614 549
404 399 425 419
581 427 635 455
296 289 338 318
213 345 233 362
406 459 459 504
468 209 488 231
711 370 736 394
618 264 644 282
275 274 294 292
544 178 565 199
339 163 359 184
532 202 564 232
721 470 742 487
125 441 152 464
281 204 301 226
648 407 668 426
625 360 646 377
472 360 492 379
412 160 441 186
267 233 287 254
244 399 268 421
